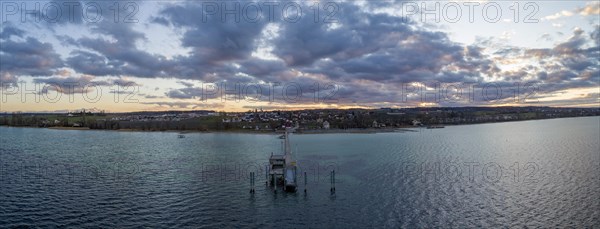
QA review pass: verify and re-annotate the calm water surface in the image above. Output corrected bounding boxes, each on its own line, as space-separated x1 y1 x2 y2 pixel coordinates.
1 117 599 227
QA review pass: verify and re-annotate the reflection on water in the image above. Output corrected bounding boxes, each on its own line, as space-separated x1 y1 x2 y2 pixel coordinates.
1 116 599 227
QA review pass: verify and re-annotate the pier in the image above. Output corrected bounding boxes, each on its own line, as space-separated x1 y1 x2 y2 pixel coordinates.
268 128 298 192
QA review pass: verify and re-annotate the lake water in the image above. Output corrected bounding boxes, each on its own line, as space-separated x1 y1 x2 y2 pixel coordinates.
1 117 599 227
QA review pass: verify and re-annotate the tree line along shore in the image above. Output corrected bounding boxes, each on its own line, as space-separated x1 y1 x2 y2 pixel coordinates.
1 107 598 133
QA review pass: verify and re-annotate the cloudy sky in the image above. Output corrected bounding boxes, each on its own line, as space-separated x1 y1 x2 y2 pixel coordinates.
0 1 598 112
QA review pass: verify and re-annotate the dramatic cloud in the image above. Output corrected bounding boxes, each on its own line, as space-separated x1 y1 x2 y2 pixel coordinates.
542 2 599 21
1 1 599 110
140 101 224 109
577 2 600 15
67 22 171 78
0 36 63 77
0 25 25 39
31 75 140 95
33 75 105 94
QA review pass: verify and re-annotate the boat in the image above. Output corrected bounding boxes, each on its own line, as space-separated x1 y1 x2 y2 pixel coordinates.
178 134 186 138
426 125 445 129
268 128 298 192
278 134 286 139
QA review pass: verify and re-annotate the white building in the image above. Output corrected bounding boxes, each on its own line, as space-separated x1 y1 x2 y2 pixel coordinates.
412 120 422 126
323 121 330 129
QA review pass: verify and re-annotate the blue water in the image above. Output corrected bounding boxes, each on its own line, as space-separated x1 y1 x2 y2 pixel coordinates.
1 117 599 227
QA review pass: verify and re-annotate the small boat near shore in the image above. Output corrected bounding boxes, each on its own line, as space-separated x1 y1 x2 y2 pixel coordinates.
426 125 445 129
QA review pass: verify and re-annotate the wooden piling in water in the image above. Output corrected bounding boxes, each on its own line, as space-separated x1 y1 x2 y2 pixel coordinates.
304 172 307 193
330 170 336 194
333 169 335 192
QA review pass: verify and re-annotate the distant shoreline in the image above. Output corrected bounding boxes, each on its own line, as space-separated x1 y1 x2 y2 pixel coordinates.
3 116 598 134
43 126 419 134
7 124 417 134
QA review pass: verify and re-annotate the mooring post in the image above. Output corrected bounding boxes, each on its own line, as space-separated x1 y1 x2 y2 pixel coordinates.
330 170 333 193
330 170 336 194
304 172 307 193
333 170 336 192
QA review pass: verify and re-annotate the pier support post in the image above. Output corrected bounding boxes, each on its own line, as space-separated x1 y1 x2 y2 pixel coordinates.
304 172 307 193
333 170 335 192
250 172 255 193
330 170 336 194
